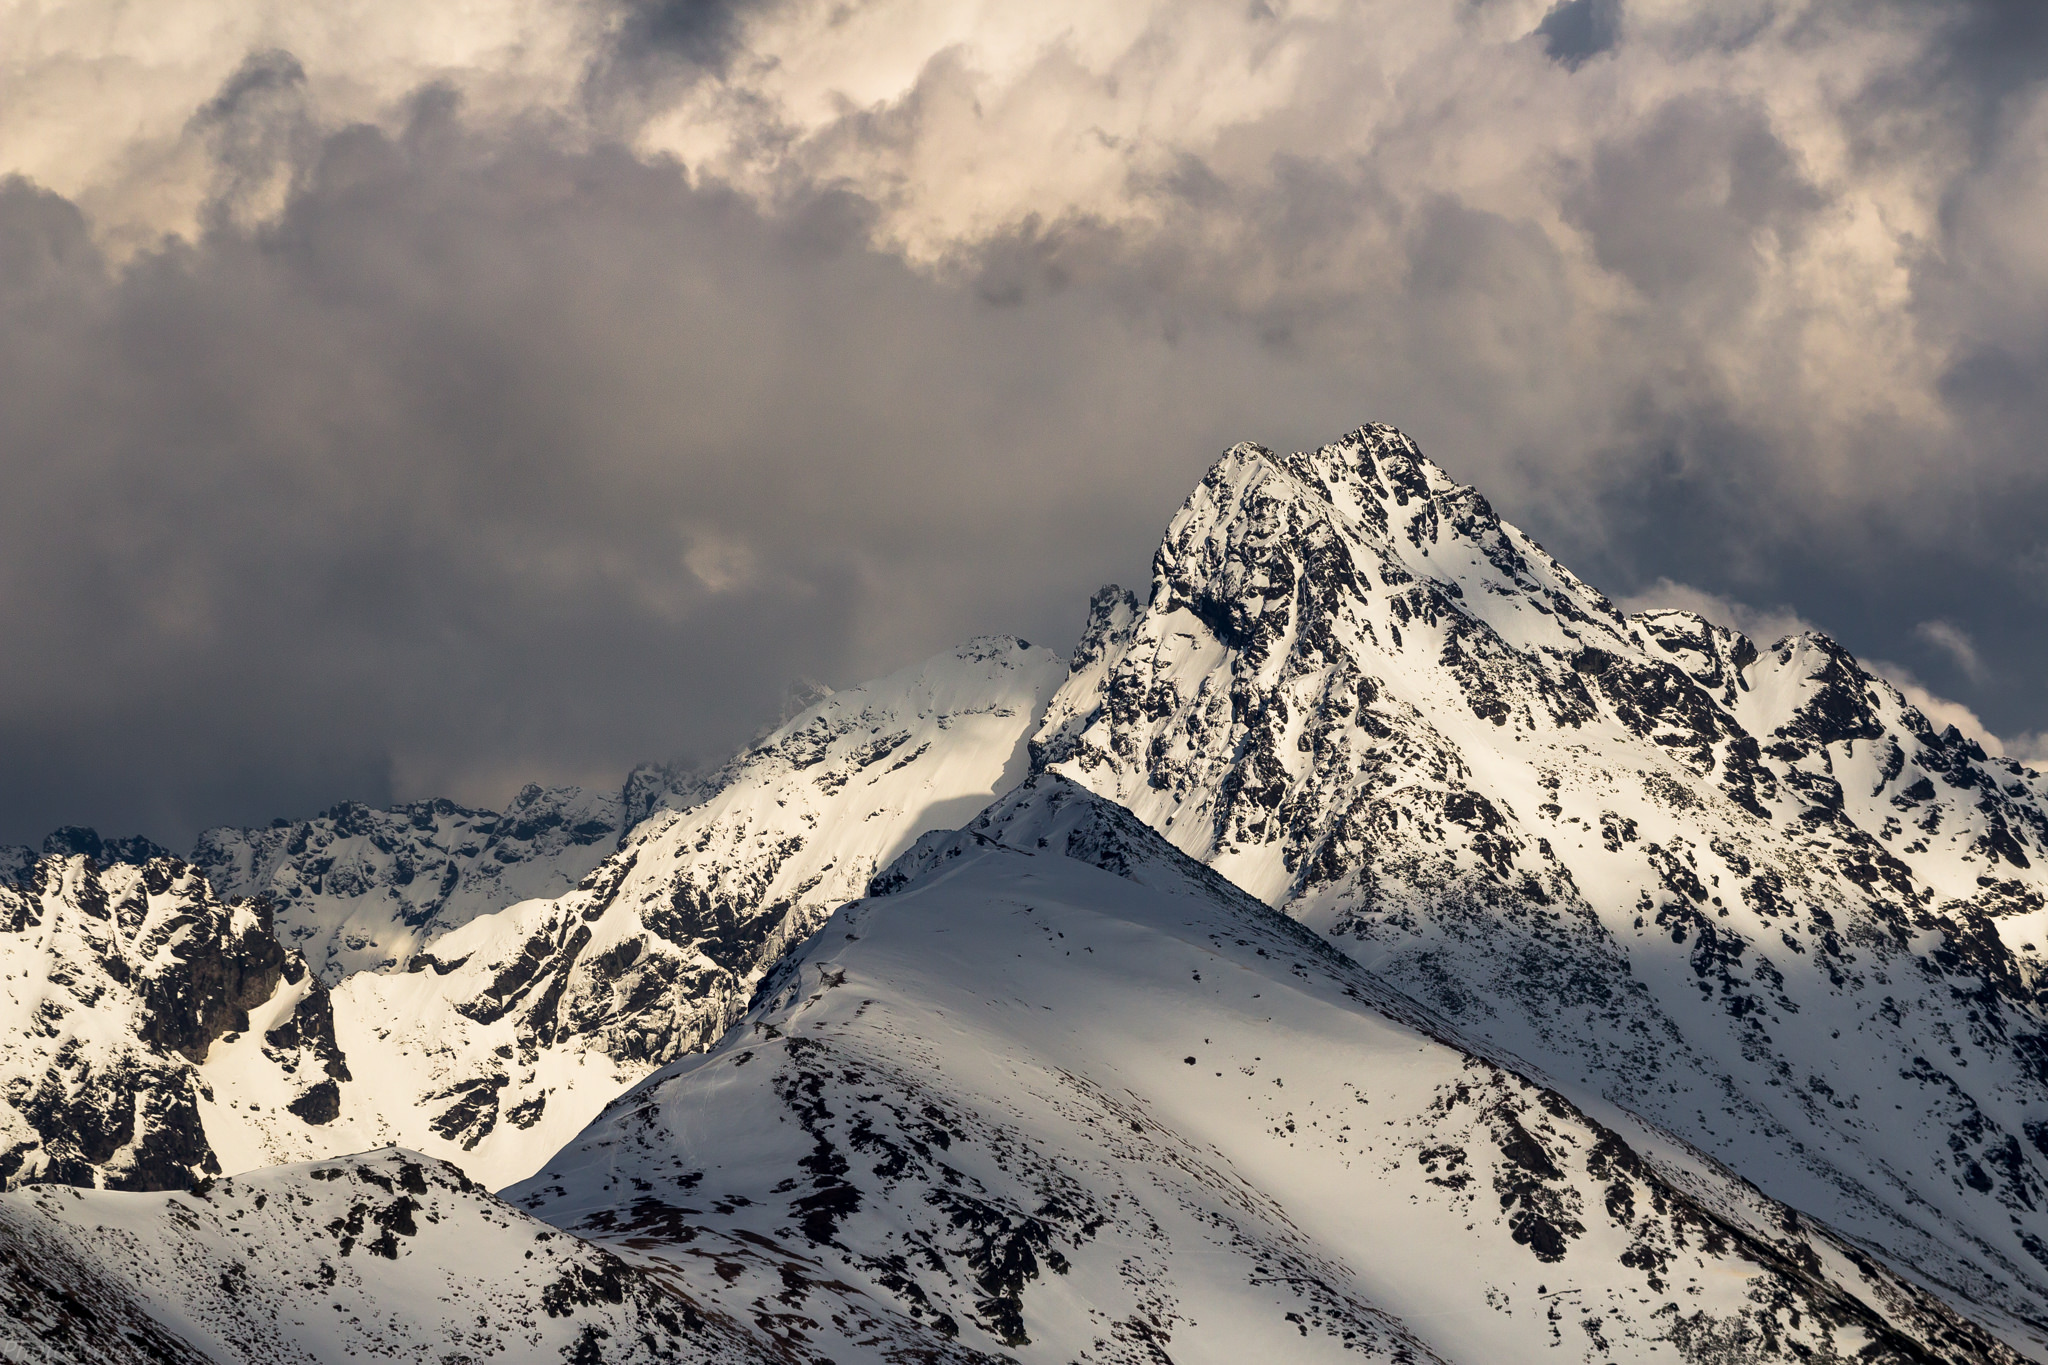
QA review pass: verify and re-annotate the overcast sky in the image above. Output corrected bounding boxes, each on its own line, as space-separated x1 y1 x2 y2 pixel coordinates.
2 0 2044 848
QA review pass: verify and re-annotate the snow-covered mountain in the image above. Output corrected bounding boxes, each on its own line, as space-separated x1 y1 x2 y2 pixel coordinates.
504 775 2017 1362
193 774 708 984
9 424 2048 1361
1 780 2023 1363
0 639 1061 1195
1032 424 2048 1341
0 1147 779 1364
0 855 350 1191
317 636 1063 1187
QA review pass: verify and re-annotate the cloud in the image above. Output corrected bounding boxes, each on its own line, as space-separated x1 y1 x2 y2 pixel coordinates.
1613 579 1815 645
1862 659 2047 763
1914 619 1988 681
1 0 2047 842
0 108 1351 846
1535 0 1624 71
2007 734 2048 768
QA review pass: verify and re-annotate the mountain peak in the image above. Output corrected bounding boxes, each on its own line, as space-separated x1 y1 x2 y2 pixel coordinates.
509 770 2017 1365
870 772 1281 920
1035 423 2048 1343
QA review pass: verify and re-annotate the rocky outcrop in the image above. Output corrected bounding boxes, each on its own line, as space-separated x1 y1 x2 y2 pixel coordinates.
0 855 341 1192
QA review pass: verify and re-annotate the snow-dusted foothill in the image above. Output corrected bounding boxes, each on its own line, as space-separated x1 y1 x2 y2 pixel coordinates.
0 1147 779 1364
510 776 2016 1364
1034 424 2048 1345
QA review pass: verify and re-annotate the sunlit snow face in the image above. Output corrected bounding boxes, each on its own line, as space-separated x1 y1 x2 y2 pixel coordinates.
2 0 2047 843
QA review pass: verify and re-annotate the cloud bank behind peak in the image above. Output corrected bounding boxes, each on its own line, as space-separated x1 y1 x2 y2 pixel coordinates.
1 0 2045 844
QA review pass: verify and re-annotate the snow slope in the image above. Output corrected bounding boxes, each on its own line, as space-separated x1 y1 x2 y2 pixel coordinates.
1033 424 2048 1344
0 1147 780 1364
312 636 1066 1187
507 776 2016 1364
0 638 1063 1195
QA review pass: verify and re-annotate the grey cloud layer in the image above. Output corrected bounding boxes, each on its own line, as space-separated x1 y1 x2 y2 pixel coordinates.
0 0 2044 844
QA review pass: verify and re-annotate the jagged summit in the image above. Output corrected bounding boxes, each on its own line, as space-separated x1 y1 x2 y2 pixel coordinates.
0 826 176 890
1035 423 2048 1348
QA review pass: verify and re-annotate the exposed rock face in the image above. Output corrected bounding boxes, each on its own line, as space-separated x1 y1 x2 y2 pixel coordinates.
0 855 344 1192
0 1148 782 1365
509 777 2020 1364
1033 425 2048 1344
1 828 172 888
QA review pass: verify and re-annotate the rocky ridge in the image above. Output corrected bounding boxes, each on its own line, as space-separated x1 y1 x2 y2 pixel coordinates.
193 769 716 984
507 776 2018 1364
1033 424 2048 1345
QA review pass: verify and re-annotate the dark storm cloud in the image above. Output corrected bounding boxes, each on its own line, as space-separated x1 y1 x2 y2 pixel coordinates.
586 0 766 110
1925 0 2048 143
1563 94 1824 311
0 126 892 847
1534 0 1623 70
8 0 2048 846
612 0 758 67
0 101 1309 848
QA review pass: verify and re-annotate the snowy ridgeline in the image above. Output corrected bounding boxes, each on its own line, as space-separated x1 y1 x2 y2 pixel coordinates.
0 779 2024 1363
5 425 2048 1362
0 638 1064 1192
1033 426 2048 1337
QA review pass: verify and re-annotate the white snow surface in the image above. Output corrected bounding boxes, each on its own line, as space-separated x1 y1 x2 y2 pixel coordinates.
1033 424 2048 1348
505 776 2017 1364
0 1147 780 1364
313 635 1066 1188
